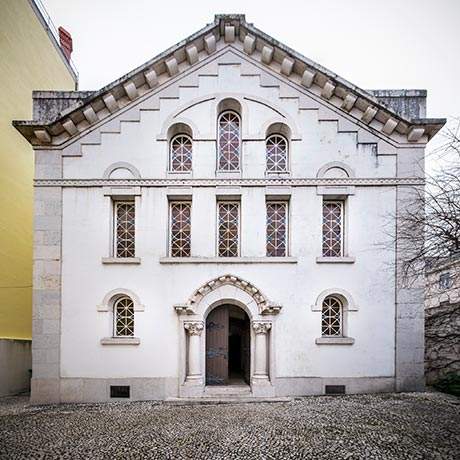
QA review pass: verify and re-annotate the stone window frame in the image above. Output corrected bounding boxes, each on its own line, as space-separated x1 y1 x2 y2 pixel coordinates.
266 200 289 257
169 134 193 173
113 201 136 258
216 200 241 258
265 134 289 174
101 188 141 265
97 289 145 345
311 288 357 345
169 200 192 257
217 110 241 173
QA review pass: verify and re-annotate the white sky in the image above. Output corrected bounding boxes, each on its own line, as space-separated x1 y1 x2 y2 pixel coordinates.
42 0 460 157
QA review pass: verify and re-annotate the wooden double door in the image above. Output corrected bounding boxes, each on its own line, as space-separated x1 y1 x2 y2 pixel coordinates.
205 304 250 385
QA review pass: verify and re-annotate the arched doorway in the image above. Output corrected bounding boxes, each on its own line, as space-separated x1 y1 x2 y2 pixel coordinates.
205 304 250 385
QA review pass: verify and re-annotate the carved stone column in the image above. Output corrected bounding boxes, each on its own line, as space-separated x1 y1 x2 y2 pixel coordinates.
184 321 204 383
252 321 272 381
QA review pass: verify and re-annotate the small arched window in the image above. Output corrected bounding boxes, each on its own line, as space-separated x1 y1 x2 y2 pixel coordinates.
218 111 241 171
170 134 192 172
266 134 288 172
321 296 342 336
114 296 134 337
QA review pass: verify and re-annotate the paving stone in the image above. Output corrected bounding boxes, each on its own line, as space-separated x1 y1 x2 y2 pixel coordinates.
0 392 459 459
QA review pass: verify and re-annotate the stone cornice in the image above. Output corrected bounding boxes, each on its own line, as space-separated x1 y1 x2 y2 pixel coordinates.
34 177 425 187
13 14 445 147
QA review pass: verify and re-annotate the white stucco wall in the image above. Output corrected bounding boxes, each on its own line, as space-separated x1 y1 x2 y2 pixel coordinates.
59 54 399 387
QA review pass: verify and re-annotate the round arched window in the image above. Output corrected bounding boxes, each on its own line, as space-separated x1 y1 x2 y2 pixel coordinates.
114 296 134 337
321 296 342 336
266 134 288 172
170 134 192 172
218 111 241 171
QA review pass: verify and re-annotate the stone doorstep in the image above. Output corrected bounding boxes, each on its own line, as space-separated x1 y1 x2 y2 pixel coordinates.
204 384 251 396
164 396 292 406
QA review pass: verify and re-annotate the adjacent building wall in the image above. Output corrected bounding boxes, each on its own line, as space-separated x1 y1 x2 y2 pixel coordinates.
0 0 76 397
0 0 76 341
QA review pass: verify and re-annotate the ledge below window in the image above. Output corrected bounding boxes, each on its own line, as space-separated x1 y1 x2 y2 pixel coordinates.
102 257 141 265
316 256 355 264
315 337 355 345
100 337 140 345
159 256 298 264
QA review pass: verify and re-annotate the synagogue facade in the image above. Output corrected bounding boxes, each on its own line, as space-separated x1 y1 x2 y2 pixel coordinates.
14 15 445 403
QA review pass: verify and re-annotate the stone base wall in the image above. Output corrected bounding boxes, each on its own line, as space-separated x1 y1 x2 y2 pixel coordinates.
425 303 460 384
31 376 397 403
275 377 395 396
0 339 32 397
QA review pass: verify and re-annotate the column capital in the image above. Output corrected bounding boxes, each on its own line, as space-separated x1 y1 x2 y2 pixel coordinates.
184 320 204 336
252 321 272 335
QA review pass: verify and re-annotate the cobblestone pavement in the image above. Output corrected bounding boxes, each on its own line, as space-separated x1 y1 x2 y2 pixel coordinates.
0 392 459 459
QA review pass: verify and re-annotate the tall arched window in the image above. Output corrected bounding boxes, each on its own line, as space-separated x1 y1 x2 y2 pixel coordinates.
218 111 241 171
266 134 288 172
170 134 192 172
321 296 342 336
114 296 134 337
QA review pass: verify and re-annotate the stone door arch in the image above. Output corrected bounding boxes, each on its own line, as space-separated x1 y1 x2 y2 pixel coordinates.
174 274 282 397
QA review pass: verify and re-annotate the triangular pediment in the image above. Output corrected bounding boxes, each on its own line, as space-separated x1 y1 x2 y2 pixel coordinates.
14 14 444 146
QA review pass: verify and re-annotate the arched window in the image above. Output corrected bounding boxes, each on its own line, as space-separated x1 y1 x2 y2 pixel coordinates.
114 296 134 337
170 134 192 172
266 134 288 172
321 296 342 336
218 111 241 171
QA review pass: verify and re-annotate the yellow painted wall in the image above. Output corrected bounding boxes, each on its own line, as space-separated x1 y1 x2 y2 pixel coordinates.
0 0 76 339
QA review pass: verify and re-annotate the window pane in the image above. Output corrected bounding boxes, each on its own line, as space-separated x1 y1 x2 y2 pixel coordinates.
266 135 288 172
170 135 192 172
322 201 343 257
266 202 287 257
321 297 342 336
115 202 135 258
170 202 191 257
218 202 239 257
218 111 240 171
115 297 134 337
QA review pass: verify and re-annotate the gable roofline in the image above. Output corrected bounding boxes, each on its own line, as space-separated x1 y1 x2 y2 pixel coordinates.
13 14 445 146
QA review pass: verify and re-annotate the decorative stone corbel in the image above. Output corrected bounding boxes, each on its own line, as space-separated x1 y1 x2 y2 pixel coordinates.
281 57 295 76
362 106 377 124
407 127 425 142
62 119 77 135
382 118 398 135
144 69 158 88
102 93 118 113
174 304 195 315
260 302 282 315
321 81 335 100
185 45 199 65
341 94 357 112
165 57 179 76
301 69 315 88
34 129 51 144
261 45 274 65
83 106 98 124
224 25 235 43
204 34 216 54
123 81 138 100
243 34 256 54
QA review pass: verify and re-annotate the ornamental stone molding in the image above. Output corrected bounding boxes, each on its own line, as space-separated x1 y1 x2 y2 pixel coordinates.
174 274 282 317
34 177 426 188
184 321 204 336
14 15 445 147
252 321 272 335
